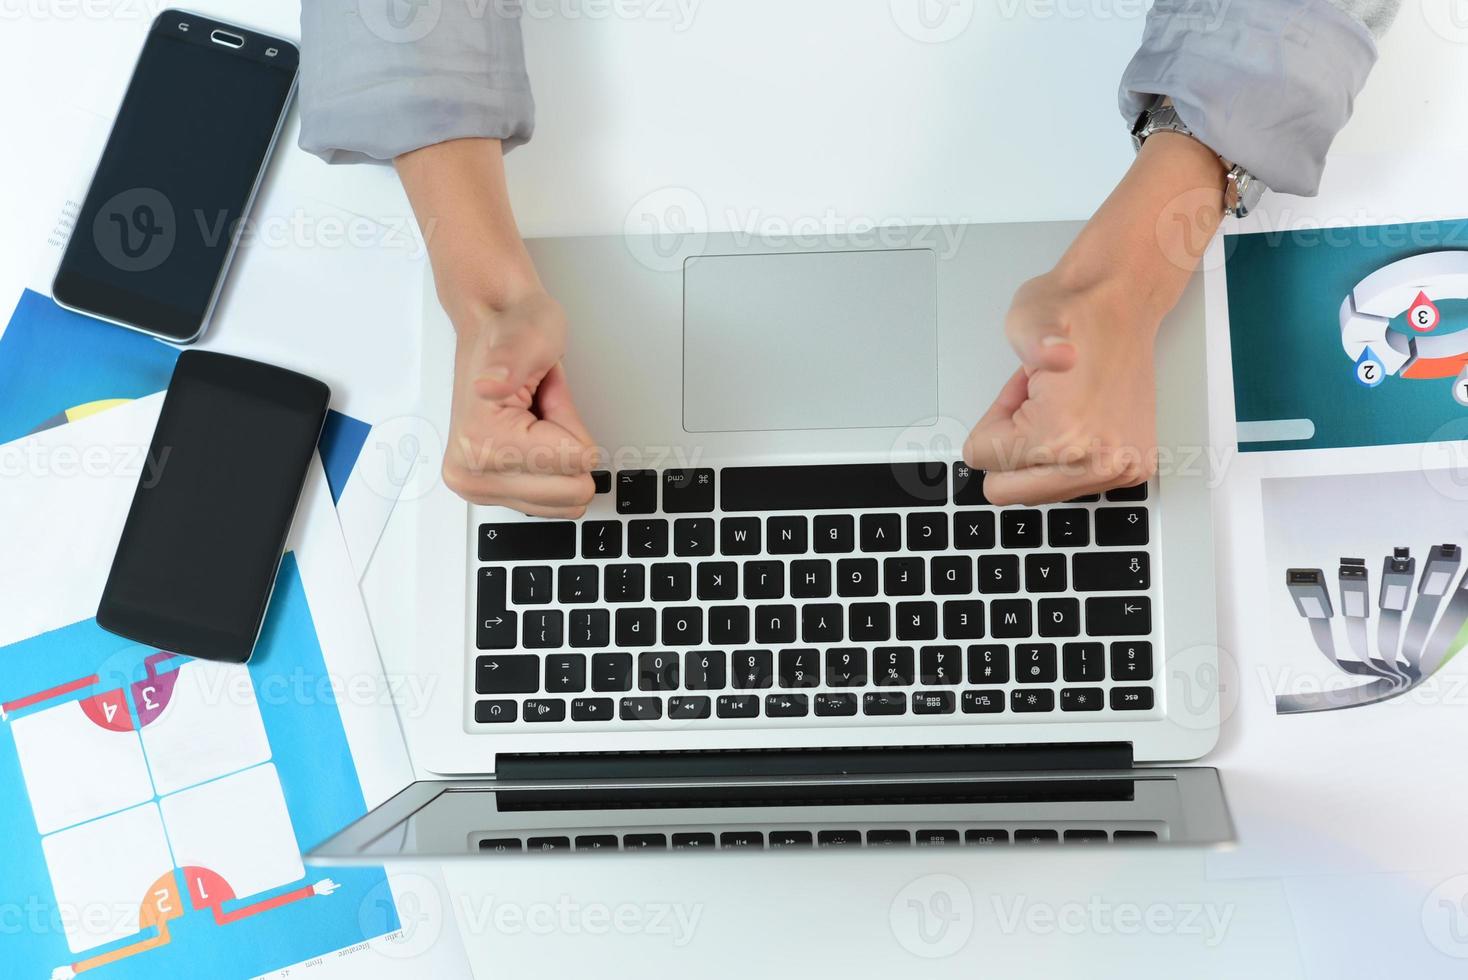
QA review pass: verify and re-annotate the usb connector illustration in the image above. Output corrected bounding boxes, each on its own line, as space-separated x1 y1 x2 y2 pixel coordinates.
1287 568 1332 620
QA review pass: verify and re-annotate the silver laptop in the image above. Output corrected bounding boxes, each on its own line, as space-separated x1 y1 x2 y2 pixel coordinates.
309 221 1228 862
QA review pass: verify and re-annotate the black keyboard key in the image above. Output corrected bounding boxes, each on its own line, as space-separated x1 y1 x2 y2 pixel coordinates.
849 603 891 641
663 469 715 513
912 691 955 715
708 606 751 645
717 694 760 718
512 565 553 605
953 463 988 505
477 655 539 695
523 609 564 648
961 689 1005 714
989 599 1033 638
1000 510 1043 549
480 522 576 562
569 609 610 648
919 645 961 685
895 601 938 641
1073 552 1150 592
978 555 1020 594
770 830 814 848
815 692 858 716
860 513 902 552
790 560 833 598
863 692 907 716
884 557 925 596
801 603 844 643
591 470 612 494
650 562 692 602
684 651 727 690
1106 483 1149 502
721 463 947 512
943 601 985 640
837 558 879 597
818 830 863 848
721 517 761 555
1067 494 1101 504
1024 553 1067 593
743 560 786 600
638 652 679 690
766 694 809 718
1011 689 1055 713
615 471 657 514
967 644 1010 683
660 607 703 646
475 699 517 723
673 518 716 557
1063 642 1105 682
868 830 912 847
755 605 797 644
906 512 948 551
669 696 712 720
873 647 915 685
1064 829 1109 843
480 838 523 853
720 830 764 848
1114 831 1158 842
954 511 996 550
544 654 586 692
624 833 667 850
614 608 656 647
965 829 1010 845
917 830 959 847
576 834 619 850
673 832 717 849
931 556 972 595
1110 641 1154 681
1038 598 1081 638
1085 597 1152 636
1015 829 1060 844
766 516 808 554
605 564 646 603
733 650 775 689
1061 687 1104 712
476 568 516 649
523 698 566 722
825 648 868 687
591 653 633 692
1095 507 1149 546
696 562 739 601
813 514 855 554
1111 686 1155 710
628 519 669 558
1015 643 1057 682
558 565 599 603
571 697 614 721
620 697 663 721
1046 509 1090 548
779 649 820 687
581 521 622 559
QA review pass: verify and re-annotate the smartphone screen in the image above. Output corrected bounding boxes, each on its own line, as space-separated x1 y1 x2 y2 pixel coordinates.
98 351 329 663
53 13 298 342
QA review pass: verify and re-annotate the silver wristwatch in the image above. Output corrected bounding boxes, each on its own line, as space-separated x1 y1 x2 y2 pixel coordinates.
1130 97 1264 219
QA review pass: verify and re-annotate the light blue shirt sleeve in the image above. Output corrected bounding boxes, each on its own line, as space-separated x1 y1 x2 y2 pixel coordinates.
1119 0 1400 196
298 0 534 164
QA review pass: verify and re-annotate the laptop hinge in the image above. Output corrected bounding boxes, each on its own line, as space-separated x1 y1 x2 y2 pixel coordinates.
496 742 1132 782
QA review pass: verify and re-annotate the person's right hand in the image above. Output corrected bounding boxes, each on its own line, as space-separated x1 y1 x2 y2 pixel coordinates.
440 288 599 517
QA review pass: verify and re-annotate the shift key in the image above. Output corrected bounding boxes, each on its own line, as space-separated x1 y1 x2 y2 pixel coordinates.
479 522 577 561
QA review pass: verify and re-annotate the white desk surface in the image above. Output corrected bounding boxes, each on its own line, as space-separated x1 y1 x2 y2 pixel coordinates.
6 2 1468 977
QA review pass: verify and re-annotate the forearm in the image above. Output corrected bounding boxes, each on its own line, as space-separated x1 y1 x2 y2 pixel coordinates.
395 138 542 323
1055 131 1226 330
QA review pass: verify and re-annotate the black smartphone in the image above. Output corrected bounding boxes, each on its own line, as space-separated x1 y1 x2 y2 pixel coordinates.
53 10 298 343
97 351 329 664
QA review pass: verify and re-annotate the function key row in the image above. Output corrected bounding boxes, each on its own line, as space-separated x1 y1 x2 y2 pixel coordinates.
480 507 1150 562
591 463 1146 516
479 827 1158 852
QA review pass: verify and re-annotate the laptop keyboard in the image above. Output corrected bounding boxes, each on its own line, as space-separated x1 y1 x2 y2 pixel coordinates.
470 463 1158 728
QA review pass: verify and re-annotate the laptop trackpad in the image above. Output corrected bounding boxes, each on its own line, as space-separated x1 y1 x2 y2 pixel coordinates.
683 249 938 432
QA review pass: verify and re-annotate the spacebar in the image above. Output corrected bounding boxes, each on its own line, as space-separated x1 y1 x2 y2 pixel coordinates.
720 463 948 512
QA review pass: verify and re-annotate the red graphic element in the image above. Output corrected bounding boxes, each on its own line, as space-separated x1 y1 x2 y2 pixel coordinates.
79 688 133 732
0 674 98 717
184 866 317 926
1408 291 1441 333
131 653 182 728
1402 352 1468 380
